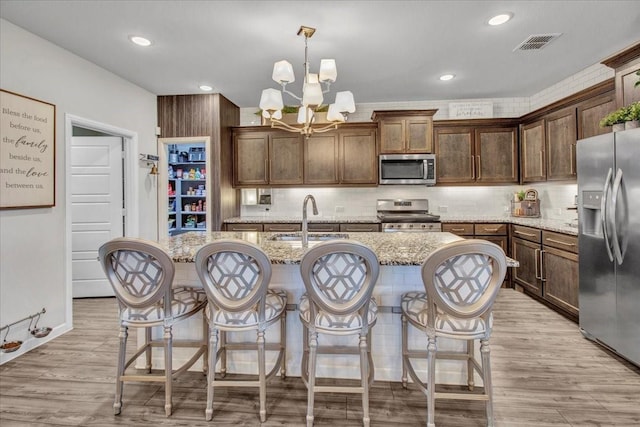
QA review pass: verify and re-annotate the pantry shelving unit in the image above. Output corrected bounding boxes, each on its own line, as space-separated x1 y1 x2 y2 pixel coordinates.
158 136 212 237
168 164 207 235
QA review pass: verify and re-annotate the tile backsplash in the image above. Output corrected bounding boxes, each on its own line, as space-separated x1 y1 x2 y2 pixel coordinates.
240 183 578 222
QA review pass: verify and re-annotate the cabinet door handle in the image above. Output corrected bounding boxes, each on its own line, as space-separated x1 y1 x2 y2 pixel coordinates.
515 230 536 238
539 249 546 282
310 227 336 232
534 248 541 280
265 158 269 182
471 155 476 179
545 238 576 247
231 226 261 231
476 155 481 180
481 228 500 232
570 144 576 175
450 227 467 232
268 227 299 232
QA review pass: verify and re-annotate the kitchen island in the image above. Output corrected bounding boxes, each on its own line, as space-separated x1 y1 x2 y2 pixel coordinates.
153 231 516 382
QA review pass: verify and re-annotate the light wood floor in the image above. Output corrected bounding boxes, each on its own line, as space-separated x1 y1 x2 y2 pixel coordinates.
1 289 639 426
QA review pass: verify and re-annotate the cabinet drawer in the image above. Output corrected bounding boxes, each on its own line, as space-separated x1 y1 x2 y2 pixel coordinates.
226 223 263 232
511 225 541 243
442 223 474 236
263 223 302 232
474 223 507 235
339 223 380 232
307 223 340 232
542 231 578 253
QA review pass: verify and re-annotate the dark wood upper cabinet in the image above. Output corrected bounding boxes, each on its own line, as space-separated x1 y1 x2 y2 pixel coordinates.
233 123 376 187
339 127 378 184
520 119 546 183
372 110 437 153
475 127 518 183
269 133 303 185
233 131 269 186
577 92 616 140
304 133 339 185
545 107 577 181
434 127 474 183
434 122 518 184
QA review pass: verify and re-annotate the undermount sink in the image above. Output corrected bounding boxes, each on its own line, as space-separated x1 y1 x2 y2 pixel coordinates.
268 233 349 242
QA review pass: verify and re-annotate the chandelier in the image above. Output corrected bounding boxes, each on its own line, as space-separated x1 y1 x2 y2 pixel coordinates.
259 26 355 137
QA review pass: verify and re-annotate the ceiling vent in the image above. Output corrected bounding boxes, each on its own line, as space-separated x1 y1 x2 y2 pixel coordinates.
513 33 562 51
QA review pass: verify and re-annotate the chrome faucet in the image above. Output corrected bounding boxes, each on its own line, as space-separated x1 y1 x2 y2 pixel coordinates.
302 194 319 247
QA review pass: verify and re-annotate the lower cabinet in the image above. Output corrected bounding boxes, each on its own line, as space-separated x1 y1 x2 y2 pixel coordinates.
540 231 579 316
307 223 340 232
511 225 579 319
339 223 380 232
262 223 301 232
225 223 263 232
511 228 543 297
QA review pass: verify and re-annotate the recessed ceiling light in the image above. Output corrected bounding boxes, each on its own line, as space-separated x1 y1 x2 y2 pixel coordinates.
439 74 455 81
129 35 151 47
488 13 513 26
199 85 213 91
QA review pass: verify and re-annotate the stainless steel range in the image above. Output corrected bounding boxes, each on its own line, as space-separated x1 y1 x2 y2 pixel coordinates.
376 199 441 232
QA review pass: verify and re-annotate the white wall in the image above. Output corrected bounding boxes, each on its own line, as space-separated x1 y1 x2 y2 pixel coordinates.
0 19 157 363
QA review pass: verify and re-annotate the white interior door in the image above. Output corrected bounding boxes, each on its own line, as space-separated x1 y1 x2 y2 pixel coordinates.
71 136 124 297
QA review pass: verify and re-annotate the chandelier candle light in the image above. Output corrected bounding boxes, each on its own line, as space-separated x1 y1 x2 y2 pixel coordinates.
259 26 356 137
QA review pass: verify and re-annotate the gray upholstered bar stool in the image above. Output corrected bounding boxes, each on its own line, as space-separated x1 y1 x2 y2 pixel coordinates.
194 239 287 423
298 240 380 427
98 237 208 417
401 239 507 427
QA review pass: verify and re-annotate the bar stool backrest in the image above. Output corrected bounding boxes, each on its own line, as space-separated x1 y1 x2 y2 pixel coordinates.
99 238 174 312
300 240 379 319
421 239 507 321
195 239 272 315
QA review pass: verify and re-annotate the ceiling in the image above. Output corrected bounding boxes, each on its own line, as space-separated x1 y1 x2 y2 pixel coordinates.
1 1 639 108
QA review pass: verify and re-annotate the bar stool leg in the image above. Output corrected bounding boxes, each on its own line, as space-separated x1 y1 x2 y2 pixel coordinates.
205 327 218 421
258 330 267 422
145 327 152 372
306 330 318 427
360 334 370 427
481 338 494 427
426 334 437 427
467 339 475 391
202 315 208 375
401 314 408 388
114 324 127 415
280 311 287 379
163 325 173 417
219 330 227 378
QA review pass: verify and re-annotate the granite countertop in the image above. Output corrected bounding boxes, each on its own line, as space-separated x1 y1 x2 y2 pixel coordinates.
224 216 380 224
159 231 519 268
224 215 578 236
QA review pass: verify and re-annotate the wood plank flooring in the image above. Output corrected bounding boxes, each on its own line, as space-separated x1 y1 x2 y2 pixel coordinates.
1 289 639 426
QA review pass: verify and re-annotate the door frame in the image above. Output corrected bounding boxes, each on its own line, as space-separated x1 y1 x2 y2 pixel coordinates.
64 114 139 326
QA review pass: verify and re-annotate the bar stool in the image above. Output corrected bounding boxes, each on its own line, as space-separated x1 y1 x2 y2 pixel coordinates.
298 240 380 427
401 239 507 427
98 237 208 416
194 239 287 423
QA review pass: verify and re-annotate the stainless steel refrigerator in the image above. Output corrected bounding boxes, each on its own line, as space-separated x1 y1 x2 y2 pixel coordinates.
577 127 640 367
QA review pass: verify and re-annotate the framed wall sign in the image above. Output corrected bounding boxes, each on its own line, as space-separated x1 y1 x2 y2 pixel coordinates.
1 89 56 209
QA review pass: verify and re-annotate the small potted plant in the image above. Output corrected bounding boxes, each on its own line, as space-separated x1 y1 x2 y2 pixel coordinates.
600 106 629 132
625 102 640 130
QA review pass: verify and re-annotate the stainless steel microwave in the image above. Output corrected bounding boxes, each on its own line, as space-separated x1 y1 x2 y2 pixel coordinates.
379 154 436 185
